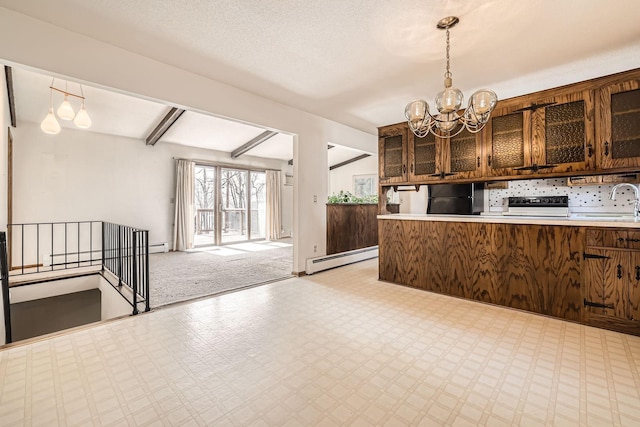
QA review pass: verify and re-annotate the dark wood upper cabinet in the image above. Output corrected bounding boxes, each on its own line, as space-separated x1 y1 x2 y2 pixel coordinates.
378 123 408 184
378 67 640 186
408 131 438 181
484 90 594 177
442 128 483 180
484 106 531 177
598 77 640 170
531 90 595 174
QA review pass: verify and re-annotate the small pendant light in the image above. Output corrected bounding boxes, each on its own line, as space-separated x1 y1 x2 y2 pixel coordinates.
40 85 61 134
73 85 92 129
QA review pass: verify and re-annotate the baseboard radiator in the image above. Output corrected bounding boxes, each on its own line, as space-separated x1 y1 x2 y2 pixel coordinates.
149 243 169 254
305 246 378 275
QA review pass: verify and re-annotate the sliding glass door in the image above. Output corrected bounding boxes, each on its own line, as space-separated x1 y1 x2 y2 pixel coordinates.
194 165 216 247
194 165 266 246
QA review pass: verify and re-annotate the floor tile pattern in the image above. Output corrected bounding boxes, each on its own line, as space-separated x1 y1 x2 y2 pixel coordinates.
1 259 640 426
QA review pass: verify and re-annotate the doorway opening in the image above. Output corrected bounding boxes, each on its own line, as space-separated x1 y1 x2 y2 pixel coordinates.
194 165 267 246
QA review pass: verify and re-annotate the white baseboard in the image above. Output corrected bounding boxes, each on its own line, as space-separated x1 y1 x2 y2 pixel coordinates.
149 242 168 254
305 246 378 274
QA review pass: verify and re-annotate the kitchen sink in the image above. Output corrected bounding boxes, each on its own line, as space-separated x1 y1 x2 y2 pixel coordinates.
571 213 637 221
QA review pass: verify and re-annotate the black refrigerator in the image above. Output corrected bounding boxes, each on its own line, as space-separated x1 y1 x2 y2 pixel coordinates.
427 183 485 215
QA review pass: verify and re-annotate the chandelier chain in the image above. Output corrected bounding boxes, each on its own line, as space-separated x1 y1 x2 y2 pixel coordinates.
445 28 451 80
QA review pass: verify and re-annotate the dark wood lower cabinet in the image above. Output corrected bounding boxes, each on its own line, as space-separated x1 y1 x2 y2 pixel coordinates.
583 230 640 335
379 220 584 323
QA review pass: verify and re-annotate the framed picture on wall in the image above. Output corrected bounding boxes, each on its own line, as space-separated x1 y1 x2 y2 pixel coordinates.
353 174 377 197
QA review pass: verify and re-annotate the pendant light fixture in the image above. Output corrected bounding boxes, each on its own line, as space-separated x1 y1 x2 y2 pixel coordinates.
73 85 92 129
405 16 497 138
40 85 61 134
40 78 92 134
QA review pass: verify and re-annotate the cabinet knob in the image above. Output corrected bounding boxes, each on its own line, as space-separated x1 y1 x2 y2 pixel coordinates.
487 155 492 167
403 164 406 174
604 141 610 157
477 156 480 168
617 264 623 279
586 144 593 158
635 266 640 281
410 164 414 174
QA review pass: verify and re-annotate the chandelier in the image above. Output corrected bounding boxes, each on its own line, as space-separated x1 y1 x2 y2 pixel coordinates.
405 16 497 139
40 79 92 135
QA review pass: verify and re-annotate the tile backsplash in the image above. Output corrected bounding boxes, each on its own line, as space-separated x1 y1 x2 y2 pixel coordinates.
488 178 639 213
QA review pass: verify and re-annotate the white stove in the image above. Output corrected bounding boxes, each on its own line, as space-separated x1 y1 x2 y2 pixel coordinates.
502 196 570 217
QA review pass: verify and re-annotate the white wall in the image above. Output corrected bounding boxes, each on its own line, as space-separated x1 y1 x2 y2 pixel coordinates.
329 155 378 196
0 67 9 345
12 122 292 247
0 9 377 273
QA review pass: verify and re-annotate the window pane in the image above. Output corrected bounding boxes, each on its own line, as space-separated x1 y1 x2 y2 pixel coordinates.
251 172 266 239
194 166 215 246
221 168 248 243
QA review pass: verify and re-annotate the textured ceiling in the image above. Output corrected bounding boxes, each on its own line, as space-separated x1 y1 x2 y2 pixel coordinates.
2 0 640 134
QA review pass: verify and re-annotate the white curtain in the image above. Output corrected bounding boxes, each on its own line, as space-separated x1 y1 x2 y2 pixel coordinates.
173 160 195 251
265 170 282 241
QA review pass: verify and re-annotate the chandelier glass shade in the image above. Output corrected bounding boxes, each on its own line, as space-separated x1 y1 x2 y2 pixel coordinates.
405 16 497 138
40 79 92 134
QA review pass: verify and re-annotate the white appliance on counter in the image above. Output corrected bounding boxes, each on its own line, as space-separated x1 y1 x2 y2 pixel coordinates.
488 196 570 217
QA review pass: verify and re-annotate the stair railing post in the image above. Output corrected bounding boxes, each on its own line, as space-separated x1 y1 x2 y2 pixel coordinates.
145 230 150 312
117 225 122 287
1 232 12 344
101 222 105 271
132 231 139 315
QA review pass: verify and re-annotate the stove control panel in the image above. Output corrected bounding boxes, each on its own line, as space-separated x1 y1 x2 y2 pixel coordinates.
507 196 569 208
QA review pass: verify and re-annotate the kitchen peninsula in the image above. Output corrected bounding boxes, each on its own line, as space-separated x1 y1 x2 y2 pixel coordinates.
378 214 640 336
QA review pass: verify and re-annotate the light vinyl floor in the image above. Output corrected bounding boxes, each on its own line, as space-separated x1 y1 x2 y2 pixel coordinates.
1 259 640 426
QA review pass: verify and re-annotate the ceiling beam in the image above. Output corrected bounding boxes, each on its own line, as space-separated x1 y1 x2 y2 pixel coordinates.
231 130 278 159
329 154 371 171
288 145 334 166
145 107 185 146
4 66 16 127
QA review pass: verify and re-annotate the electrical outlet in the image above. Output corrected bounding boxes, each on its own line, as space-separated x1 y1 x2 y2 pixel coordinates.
313 245 317 252
313 195 317 203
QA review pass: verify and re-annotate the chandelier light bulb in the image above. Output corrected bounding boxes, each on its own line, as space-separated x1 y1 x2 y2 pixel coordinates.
471 90 498 115
41 107 61 134
74 101 92 129
57 95 76 120
436 87 463 114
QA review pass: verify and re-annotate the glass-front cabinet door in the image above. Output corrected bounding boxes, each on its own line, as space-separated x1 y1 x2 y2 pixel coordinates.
484 106 532 177
408 131 438 181
378 123 408 184
443 128 483 180
599 79 640 170
530 90 595 174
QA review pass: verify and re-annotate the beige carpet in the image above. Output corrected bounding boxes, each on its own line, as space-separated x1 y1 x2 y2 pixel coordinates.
149 239 292 307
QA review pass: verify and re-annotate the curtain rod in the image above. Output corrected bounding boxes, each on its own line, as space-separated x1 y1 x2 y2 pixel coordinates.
171 157 284 172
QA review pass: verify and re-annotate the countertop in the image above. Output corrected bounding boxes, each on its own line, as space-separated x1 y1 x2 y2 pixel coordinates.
377 213 640 228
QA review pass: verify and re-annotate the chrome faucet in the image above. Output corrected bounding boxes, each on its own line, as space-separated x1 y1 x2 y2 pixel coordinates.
609 183 640 219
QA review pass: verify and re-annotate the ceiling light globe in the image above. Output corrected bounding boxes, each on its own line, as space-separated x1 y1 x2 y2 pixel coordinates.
74 104 92 129
41 108 61 134
57 95 76 120
436 113 456 132
471 90 498 115
435 87 463 114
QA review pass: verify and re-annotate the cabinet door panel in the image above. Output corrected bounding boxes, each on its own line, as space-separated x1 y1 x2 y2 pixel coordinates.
379 124 408 184
531 91 595 174
408 132 441 182
486 110 529 176
444 129 483 180
630 253 640 321
584 249 607 315
603 250 629 319
599 79 640 169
